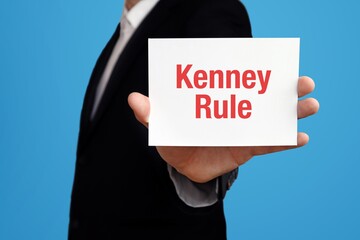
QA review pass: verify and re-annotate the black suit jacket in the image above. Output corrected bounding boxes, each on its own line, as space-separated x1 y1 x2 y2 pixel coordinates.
68 0 252 239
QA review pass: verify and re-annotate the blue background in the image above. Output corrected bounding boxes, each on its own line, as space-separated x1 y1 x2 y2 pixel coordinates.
0 0 359 239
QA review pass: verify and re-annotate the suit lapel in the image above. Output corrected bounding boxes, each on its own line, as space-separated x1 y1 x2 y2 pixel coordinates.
77 24 120 154
88 0 180 129
78 0 187 154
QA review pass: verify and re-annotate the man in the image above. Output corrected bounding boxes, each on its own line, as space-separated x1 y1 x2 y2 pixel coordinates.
68 0 319 239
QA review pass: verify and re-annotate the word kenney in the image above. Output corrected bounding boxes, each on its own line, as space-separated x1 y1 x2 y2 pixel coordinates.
176 64 272 119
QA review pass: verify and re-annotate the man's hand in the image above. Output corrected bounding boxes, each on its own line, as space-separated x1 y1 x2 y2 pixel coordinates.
128 76 320 183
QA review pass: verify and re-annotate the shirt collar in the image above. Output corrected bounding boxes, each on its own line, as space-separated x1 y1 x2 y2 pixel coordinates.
122 0 160 30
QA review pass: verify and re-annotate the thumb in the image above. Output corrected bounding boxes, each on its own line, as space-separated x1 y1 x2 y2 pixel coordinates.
128 92 150 128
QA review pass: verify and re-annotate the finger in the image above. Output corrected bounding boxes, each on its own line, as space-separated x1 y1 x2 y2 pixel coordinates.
128 92 150 128
298 76 315 98
297 132 310 147
297 97 320 119
250 132 309 156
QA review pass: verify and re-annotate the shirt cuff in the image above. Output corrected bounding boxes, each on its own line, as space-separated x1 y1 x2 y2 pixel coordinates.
167 164 218 207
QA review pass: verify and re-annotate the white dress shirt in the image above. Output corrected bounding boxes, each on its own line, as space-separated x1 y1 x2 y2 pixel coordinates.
91 0 218 207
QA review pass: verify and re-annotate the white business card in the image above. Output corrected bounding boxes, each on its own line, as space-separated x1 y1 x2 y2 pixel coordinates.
148 38 299 146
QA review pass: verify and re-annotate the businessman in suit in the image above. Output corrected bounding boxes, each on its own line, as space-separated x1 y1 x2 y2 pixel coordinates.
68 0 320 239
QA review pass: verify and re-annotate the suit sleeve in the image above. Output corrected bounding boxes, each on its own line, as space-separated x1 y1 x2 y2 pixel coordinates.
167 0 252 207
